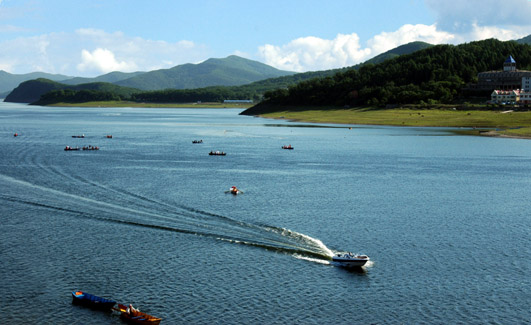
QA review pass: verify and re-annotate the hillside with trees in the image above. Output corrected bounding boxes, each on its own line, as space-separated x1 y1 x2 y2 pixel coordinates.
241 39 531 115
0 71 72 95
123 42 435 104
5 78 139 103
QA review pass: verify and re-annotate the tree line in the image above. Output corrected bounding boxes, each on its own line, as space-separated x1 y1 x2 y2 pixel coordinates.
257 39 531 110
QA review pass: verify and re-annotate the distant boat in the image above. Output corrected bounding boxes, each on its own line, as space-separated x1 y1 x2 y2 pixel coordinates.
72 134 85 138
192 140 203 143
106 135 113 138
332 253 370 267
116 303 162 324
282 145 293 150
82 145 99 150
227 186 243 195
71 291 116 310
64 146 80 151
209 151 226 156
14 133 18 137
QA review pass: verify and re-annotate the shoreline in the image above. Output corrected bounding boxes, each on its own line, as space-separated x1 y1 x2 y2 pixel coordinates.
256 108 531 139
38 101 254 109
19 102 531 139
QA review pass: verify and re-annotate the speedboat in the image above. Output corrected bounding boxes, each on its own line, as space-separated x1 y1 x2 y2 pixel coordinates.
332 252 370 267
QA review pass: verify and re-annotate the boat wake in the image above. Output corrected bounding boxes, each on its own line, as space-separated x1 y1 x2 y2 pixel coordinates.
0 172 334 263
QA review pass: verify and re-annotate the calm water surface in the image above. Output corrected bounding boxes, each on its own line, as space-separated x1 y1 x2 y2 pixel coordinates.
0 102 529 324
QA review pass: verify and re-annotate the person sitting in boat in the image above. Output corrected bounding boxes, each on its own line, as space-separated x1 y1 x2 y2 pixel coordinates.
127 304 138 314
231 186 238 194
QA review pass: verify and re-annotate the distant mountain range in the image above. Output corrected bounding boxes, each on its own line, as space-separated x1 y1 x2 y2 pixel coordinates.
2 34 529 103
60 71 146 86
115 55 295 90
4 42 434 104
1 55 294 99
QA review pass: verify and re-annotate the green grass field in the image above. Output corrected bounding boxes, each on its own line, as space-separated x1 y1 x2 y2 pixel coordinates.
260 108 531 138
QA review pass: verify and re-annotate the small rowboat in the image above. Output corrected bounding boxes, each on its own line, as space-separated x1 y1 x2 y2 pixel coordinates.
64 146 80 151
82 146 99 150
192 139 203 143
282 145 293 150
71 291 116 310
116 303 162 324
209 151 226 156
227 186 243 195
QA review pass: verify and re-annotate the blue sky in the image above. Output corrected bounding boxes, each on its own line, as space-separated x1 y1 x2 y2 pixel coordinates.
0 0 530 77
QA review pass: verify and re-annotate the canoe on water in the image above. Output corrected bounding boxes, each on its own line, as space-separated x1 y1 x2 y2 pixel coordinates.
71 291 116 310
117 303 162 324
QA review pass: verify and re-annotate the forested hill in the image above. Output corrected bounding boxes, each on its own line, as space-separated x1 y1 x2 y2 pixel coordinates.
240 39 531 115
0 70 72 94
129 42 434 103
245 41 434 90
516 34 531 44
5 78 139 103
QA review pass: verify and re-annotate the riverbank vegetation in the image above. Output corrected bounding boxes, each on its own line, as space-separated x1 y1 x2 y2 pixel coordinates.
241 39 531 116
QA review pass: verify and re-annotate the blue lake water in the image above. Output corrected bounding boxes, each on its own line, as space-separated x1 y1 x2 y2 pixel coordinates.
0 102 529 324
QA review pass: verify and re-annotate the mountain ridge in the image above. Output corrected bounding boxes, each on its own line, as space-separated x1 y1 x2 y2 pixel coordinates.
114 55 295 90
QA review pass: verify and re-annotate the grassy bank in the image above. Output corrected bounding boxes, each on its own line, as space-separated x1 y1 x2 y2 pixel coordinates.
259 108 531 138
45 101 254 109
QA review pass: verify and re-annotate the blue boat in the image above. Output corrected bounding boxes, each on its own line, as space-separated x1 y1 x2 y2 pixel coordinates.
71 291 116 310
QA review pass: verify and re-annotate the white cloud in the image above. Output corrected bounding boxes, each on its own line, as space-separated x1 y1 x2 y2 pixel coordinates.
0 28 210 76
77 48 136 74
258 24 456 72
456 23 526 42
258 33 371 72
425 0 531 33
367 24 454 54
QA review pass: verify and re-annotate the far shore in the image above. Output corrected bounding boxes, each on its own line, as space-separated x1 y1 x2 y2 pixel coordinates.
33 101 531 139
257 108 531 139
40 101 254 109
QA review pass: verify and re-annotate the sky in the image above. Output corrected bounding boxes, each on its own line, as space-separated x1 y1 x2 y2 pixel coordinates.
0 0 530 77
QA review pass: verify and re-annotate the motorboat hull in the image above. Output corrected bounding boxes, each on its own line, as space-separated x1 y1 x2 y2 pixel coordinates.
332 255 369 267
